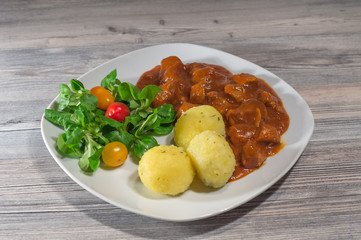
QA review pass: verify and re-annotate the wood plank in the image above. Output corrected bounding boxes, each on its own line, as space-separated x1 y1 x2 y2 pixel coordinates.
1 0 361 239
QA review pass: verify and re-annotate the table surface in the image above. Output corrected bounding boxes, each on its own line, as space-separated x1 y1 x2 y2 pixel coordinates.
1 0 361 239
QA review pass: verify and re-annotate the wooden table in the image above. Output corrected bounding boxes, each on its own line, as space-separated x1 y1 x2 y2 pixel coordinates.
1 0 361 239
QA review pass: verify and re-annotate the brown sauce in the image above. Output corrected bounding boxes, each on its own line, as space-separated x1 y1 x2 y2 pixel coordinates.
136 56 290 181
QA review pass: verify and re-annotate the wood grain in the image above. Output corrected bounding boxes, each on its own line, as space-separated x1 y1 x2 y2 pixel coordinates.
1 0 361 239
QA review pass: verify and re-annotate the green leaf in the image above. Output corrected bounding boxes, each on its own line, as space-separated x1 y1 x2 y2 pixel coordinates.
56 133 68 154
137 110 149 118
75 105 91 127
98 115 123 128
132 136 159 159
70 79 85 91
89 147 103 171
63 120 79 139
135 109 158 137
142 98 152 110
44 109 72 127
104 130 135 149
124 115 142 130
78 139 102 172
128 99 140 109
80 93 98 111
150 124 174 135
100 69 118 89
118 83 131 101
68 92 80 108
65 127 84 148
138 85 162 102
93 108 105 116
56 133 82 158
155 104 176 124
78 150 90 171
58 84 71 111
118 82 140 101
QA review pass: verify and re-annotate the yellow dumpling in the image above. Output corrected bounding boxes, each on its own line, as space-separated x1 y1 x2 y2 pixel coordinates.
138 145 195 196
187 130 236 188
174 105 226 149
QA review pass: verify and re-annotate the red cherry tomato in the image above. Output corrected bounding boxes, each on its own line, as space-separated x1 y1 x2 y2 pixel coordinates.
105 102 130 121
90 86 114 110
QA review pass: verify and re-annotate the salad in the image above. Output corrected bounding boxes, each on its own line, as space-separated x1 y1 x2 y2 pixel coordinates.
44 69 176 173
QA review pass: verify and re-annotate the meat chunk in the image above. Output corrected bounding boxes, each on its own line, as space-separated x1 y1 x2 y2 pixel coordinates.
187 63 232 78
152 83 175 108
241 140 266 169
207 91 233 115
159 57 190 96
228 124 258 145
191 67 215 83
186 62 208 74
258 90 282 112
256 123 281 143
210 64 233 79
153 56 190 109
189 82 206 104
224 84 248 103
136 65 160 90
176 102 198 118
161 62 188 86
226 99 267 127
232 73 257 85
152 80 185 109
160 56 183 77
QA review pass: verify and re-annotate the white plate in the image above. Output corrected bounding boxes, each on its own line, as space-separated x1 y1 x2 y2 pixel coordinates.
41 43 314 222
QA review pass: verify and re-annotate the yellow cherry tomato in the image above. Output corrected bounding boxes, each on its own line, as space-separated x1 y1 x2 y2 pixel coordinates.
102 141 128 167
90 86 115 110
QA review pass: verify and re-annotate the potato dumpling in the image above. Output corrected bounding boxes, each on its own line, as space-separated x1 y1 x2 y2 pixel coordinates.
138 145 195 196
174 105 226 149
187 130 236 188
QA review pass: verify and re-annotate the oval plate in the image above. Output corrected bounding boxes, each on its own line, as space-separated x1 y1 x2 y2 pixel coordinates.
41 43 314 222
